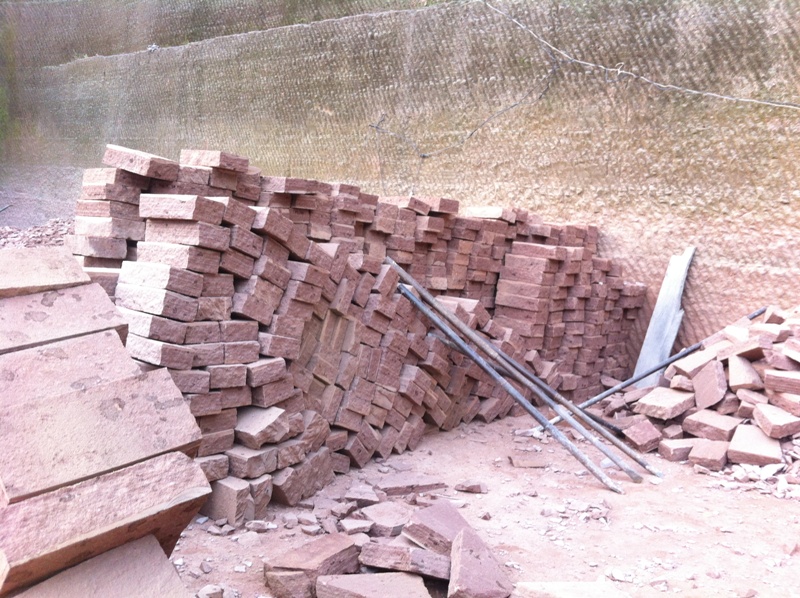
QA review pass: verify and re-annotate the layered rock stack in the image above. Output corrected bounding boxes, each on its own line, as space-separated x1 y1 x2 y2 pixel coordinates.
67 144 646 522
0 247 208 596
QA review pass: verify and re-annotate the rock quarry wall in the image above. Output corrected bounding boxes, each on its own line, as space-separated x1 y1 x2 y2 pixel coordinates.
1 0 799 351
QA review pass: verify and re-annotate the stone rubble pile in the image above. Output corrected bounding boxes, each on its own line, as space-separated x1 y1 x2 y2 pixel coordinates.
593 305 800 485
67 144 646 521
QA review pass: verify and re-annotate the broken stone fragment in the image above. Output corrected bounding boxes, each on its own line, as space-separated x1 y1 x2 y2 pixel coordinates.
448 527 513 598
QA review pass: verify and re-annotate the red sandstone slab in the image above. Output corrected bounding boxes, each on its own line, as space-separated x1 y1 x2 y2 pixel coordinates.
264 533 359 598
0 329 140 404
0 368 201 504
0 452 210 594
103 144 179 181
359 542 450 580
138 194 226 225
13 535 188 598
753 403 800 438
768 390 800 417
180 149 249 173
0 247 90 299
74 216 145 241
632 387 695 420
672 348 718 378
115 283 198 322
67 235 128 259
145 220 230 252
0 283 127 355
76 199 140 219
402 502 471 556
136 242 221 274
448 526 513 598
317 572 433 598
692 360 727 409
727 425 783 466
688 439 729 471
681 409 742 441
728 355 764 391
658 438 699 461
125 334 194 370
119 261 204 297
764 369 800 395
83 167 150 189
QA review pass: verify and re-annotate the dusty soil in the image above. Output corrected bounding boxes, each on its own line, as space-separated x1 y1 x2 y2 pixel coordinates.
173 413 800 598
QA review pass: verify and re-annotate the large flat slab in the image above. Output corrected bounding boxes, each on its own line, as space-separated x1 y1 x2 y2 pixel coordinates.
0 368 201 504
0 452 210 594
0 330 141 402
317 572 433 598
14 535 188 598
0 283 127 355
0 247 90 299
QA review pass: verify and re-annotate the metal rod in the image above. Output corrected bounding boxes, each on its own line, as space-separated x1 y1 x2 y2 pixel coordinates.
0 204 12 214
546 305 769 426
387 256 660 479
396 283 624 493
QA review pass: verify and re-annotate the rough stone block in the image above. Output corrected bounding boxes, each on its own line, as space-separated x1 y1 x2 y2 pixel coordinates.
195 454 230 482
145 220 230 252
67 234 128 259
688 439 729 471
672 348 717 378
225 444 278 478
199 476 251 526
728 355 764 391
180 149 249 172
115 283 198 322
235 406 300 449
136 241 221 274
126 334 194 370
658 438 698 461
0 452 209 594
768 391 800 417
681 409 742 441
119 260 204 297
621 418 662 452
753 403 800 438
448 526 513 598
632 387 694 420
693 360 727 409
264 533 359 598
103 144 179 180
727 425 783 466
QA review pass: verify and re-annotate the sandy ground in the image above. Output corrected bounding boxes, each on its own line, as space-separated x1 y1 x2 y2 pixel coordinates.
174 413 800 598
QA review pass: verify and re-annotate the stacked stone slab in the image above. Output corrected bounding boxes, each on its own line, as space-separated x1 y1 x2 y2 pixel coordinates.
70 144 645 520
596 305 800 472
0 246 208 596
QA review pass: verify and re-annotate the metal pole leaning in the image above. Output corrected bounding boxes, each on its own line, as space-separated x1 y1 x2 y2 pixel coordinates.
395 284 624 494
386 257 655 480
431 330 654 480
545 305 769 427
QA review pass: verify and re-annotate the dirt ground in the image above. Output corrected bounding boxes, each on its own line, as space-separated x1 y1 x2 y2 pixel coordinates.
173 412 800 598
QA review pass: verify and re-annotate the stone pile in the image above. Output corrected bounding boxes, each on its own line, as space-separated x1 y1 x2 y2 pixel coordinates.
67 144 646 521
0 246 208 596
592 306 800 474
258 495 512 598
